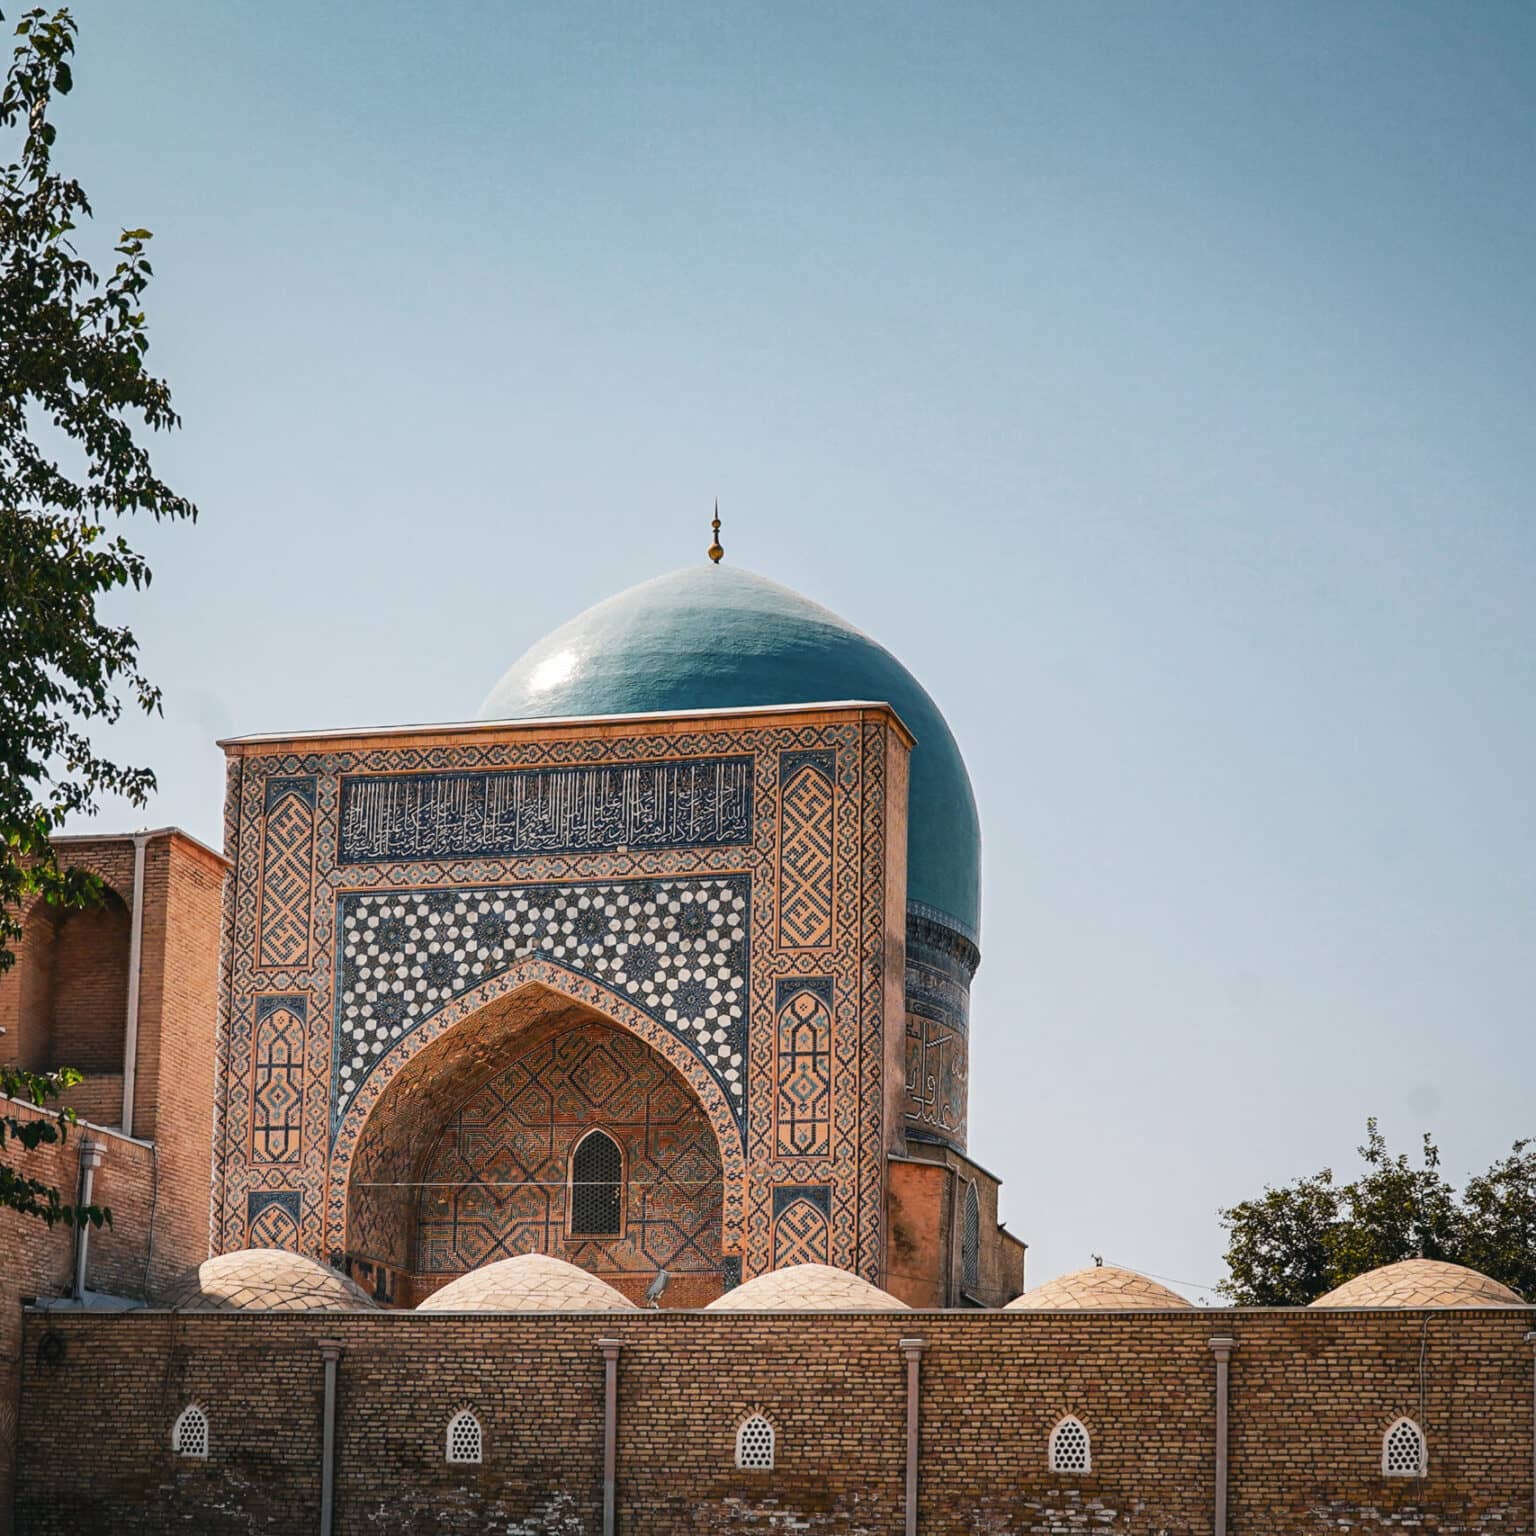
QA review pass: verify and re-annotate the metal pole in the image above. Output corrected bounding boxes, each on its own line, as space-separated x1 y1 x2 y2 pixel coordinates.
71 1138 106 1300
899 1338 926 1536
1526 1332 1536 1536
318 1339 344 1536
121 831 148 1136
1209 1336 1237 1536
599 1338 623 1536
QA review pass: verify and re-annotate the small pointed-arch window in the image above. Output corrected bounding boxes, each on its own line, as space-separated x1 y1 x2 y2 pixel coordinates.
570 1129 623 1237
961 1181 981 1291
172 1405 209 1459
736 1413 775 1470
1049 1415 1091 1473
1382 1417 1426 1477
446 1409 482 1465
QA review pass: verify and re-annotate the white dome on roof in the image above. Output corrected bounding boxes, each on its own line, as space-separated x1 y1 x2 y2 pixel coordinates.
1005 1265 1193 1312
1311 1259 1525 1309
416 1255 637 1313
705 1263 908 1312
161 1249 375 1312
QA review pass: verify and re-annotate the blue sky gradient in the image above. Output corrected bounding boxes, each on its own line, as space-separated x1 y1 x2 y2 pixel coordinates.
52 1 1536 1293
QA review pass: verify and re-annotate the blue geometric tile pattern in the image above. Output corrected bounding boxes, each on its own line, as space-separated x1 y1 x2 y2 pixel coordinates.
333 875 749 1136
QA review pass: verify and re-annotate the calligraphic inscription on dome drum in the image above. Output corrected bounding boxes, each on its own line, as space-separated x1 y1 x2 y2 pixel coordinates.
337 758 754 864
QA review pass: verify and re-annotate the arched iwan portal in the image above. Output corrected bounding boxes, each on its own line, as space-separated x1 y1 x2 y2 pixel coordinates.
338 973 729 1307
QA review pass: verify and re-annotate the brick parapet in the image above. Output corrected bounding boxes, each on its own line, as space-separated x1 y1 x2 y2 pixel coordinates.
13 1306 1535 1534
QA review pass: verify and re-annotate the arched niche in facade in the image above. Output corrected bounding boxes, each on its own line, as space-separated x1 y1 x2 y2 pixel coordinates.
10 885 131 1075
333 961 738 1306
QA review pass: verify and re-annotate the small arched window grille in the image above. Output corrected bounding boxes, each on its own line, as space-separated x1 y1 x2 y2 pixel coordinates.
172 1405 209 1459
735 1413 775 1471
446 1409 483 1465
1382 1417 1426 1477
1049 1415 1091 1473
961 1181 981 1292
570 1128 623 1237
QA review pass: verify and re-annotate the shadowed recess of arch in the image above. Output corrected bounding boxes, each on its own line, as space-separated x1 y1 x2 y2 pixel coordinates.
336 970 738 1281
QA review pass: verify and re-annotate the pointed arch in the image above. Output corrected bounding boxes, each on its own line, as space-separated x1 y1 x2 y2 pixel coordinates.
172 1404 209 1459
1382 1416 1426 1477
328 957 745 1258
735 1411 776 1470
960 1180 981 1292
446 1409 482 1464
771 1195 830 1268
568 1127 624 1237
1048 1414 1091 1473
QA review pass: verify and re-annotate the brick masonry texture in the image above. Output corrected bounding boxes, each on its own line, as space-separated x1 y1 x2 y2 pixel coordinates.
0 830 227 1534
14 1307 1535 1535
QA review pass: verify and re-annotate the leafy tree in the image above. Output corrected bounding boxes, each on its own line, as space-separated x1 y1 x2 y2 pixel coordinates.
1 1061 98 1225
1458 1139 1536 1300
1219 1119 1533 1304
1 7 196 1228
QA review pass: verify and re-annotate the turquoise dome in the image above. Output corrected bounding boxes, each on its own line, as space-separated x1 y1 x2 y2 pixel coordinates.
477 564 980 941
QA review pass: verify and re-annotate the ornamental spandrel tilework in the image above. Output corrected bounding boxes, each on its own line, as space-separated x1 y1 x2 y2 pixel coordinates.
334 875 748 1130
215 712 899 1290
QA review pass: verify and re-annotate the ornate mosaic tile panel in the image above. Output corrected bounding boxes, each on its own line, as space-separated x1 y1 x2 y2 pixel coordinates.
334 875 748 1133
256 777 315 969
776 750 835 949
413 1021 721 1279
771 1184 832 1267
250 996 306 1164
247 1189 301 1251
338 758 753 863
773 979 832 1158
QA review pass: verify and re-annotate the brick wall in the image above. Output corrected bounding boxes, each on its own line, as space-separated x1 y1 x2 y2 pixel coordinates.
0 1108 156 1531
46 895 131 1072
14 1306 1535 1535
886 1150 1025 1308
129 833 225 1294
0 829 226 1534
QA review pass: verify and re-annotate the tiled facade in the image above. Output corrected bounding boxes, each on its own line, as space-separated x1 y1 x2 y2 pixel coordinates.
216 705 922 1291
409 1019 724 1305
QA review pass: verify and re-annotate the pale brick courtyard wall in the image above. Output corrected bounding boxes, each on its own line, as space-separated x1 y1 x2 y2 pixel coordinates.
14 1307 1535 1534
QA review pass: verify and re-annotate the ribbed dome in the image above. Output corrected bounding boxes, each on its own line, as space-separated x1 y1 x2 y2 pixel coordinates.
1005 1265 1194 1312
1311 1259 1526 1309
478 564 981 940
161 1249 376 1312
416 1255 637 1313
705 1262 910 1312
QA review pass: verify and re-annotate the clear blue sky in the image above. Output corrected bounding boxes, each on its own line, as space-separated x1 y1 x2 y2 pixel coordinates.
56 1 1535 1295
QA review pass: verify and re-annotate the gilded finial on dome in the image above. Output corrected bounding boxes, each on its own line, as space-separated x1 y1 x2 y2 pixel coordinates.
707 499 724 564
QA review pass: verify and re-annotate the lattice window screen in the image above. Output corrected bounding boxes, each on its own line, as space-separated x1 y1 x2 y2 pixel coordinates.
736 1414 775 1470
173 1405 209 1459
447 1410 482 1465
1382 1418 1425 1477
1049 1416 1091 1473
961 1181 981 1291
570 1129 623 1236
